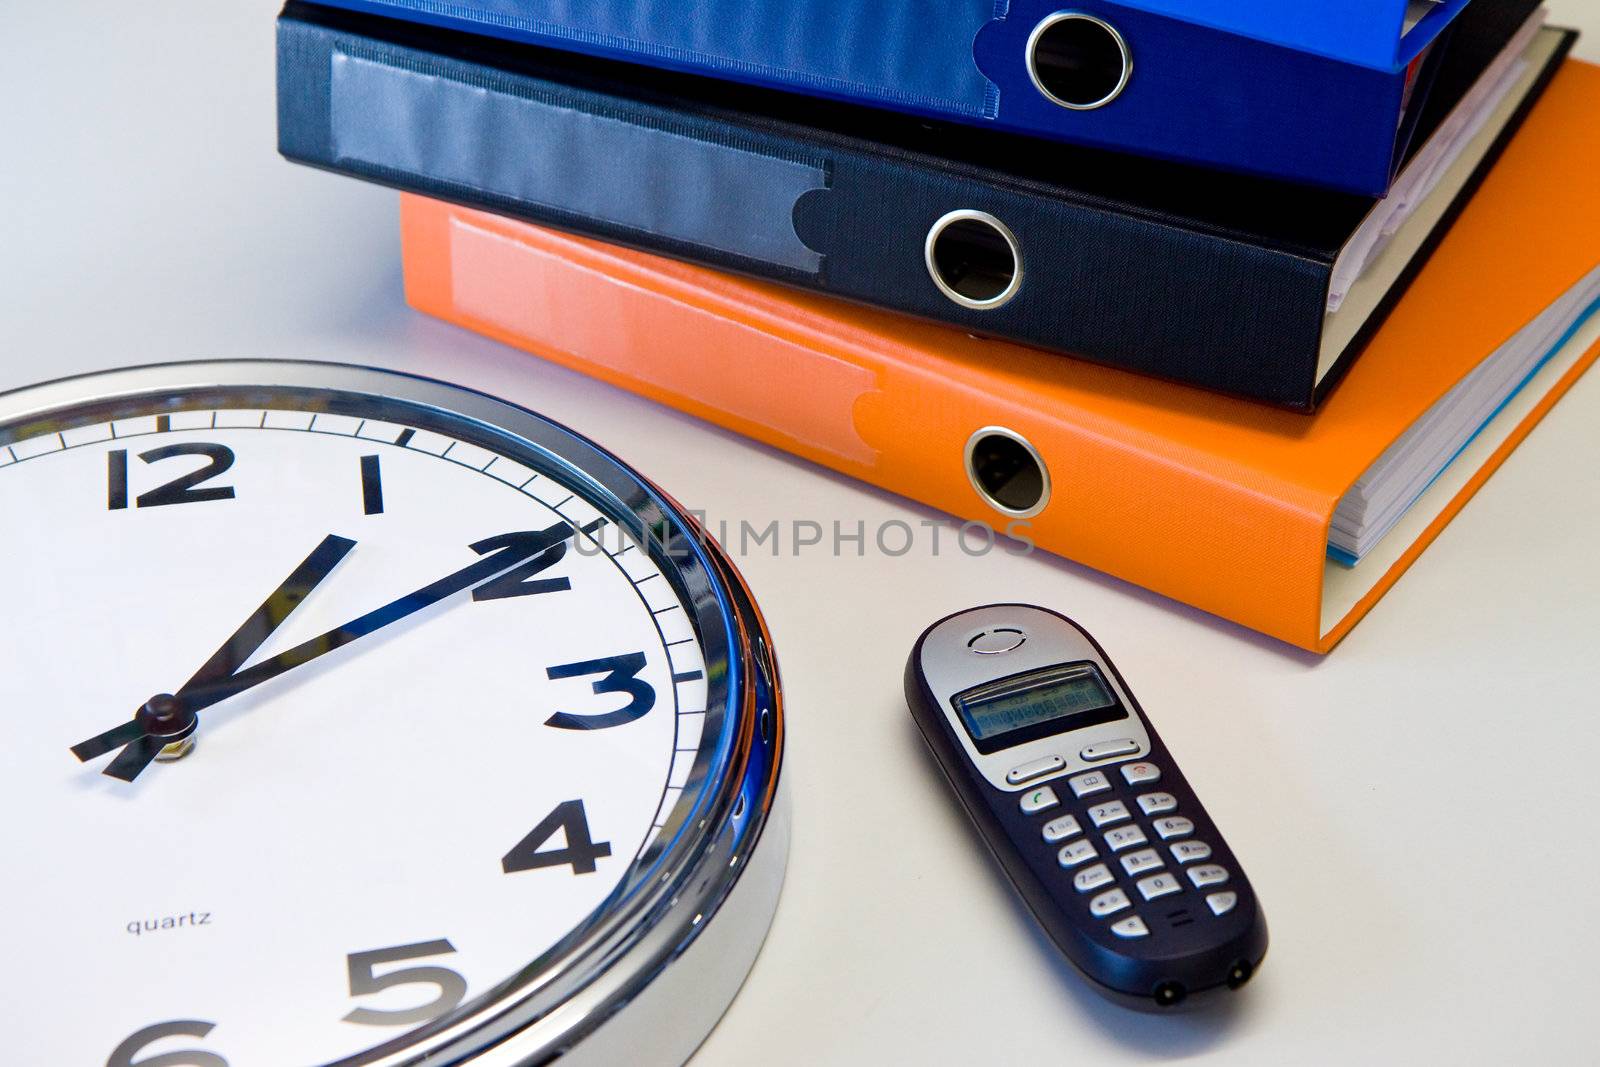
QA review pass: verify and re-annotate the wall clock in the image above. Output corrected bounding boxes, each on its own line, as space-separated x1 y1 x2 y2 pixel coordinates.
0 361 786 1066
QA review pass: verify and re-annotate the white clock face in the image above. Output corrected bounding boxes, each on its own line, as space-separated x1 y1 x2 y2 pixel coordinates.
0 393 716 1065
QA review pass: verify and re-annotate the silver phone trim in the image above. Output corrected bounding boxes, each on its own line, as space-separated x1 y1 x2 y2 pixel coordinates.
917 605 1150 791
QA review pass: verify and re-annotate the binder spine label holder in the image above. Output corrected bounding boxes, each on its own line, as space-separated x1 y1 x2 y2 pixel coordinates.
327 47 829 273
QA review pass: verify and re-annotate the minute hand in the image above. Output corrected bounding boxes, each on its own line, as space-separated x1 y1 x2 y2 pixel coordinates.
176 522 575 713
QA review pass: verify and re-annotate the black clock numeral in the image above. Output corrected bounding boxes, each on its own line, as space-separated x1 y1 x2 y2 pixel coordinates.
502 799 613 875
107 449 129 510
471 519 606 602
107 443 236 510
472 524 575 601
106 1020 227 1067
135 444 236 508
341 939 468 1027
543 652 656 730
360 454 384 515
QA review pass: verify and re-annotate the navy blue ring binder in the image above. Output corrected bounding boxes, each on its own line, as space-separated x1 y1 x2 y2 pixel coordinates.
277 1 1570 409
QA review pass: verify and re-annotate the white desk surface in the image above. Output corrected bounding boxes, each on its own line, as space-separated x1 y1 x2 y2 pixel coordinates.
5 4 1598 1063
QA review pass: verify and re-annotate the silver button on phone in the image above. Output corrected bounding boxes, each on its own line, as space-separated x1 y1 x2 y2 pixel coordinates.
1206 891 1238 916
1068 771 1111 798
1006 754 1066 785
1080 738 1139 762
1170 840 1212 865
1073 864 1115 893
1120 761 1161 785
1111 916 1150 939
1089 888 1131 918
1136 872 1182 901
1041 814 1082 843
1120 848 1163 877
1018 786 1059 815
1087 799 1130 828
1136 792 1177 815
1103 824 1147 852
1186 864 1229 889
1152 816 1194 840
1057 839 1097 868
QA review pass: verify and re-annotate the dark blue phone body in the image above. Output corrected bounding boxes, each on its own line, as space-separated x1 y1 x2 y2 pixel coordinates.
905 604 1267 1009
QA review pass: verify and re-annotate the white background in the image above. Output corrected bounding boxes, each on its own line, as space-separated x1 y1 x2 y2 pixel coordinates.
3 3 1598 1063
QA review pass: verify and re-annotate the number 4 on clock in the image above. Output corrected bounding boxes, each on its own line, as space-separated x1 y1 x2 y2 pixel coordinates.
502 799 613 876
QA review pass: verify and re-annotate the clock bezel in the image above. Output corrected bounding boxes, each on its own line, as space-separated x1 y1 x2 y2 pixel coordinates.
0 360 786 1066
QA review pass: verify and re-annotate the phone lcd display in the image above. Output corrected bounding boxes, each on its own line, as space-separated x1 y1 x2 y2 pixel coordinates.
953 663 1124 748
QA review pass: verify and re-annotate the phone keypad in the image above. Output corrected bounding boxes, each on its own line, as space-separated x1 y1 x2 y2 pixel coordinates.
1014 761 1237 936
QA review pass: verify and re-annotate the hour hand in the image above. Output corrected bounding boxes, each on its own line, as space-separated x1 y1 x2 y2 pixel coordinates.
69 534 355 779
71 525 582 782
179 534 358 693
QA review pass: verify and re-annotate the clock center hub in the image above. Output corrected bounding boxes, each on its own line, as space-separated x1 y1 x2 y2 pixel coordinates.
136 692 198 762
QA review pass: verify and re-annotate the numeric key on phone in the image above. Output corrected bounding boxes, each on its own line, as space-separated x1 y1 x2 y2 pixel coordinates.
1088 800 1131 827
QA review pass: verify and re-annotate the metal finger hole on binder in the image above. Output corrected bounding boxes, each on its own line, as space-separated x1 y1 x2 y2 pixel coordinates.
1027 11 1134 111
925 210 1024 311
965 426 1051 518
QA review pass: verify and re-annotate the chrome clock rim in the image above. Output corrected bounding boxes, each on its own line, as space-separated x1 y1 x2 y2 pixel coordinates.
0 360 787 1066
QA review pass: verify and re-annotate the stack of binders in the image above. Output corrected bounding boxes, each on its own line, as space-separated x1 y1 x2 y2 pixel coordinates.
278 1 1600 652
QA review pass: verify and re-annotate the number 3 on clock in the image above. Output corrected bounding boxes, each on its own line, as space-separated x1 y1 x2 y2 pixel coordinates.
544 653 655 730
